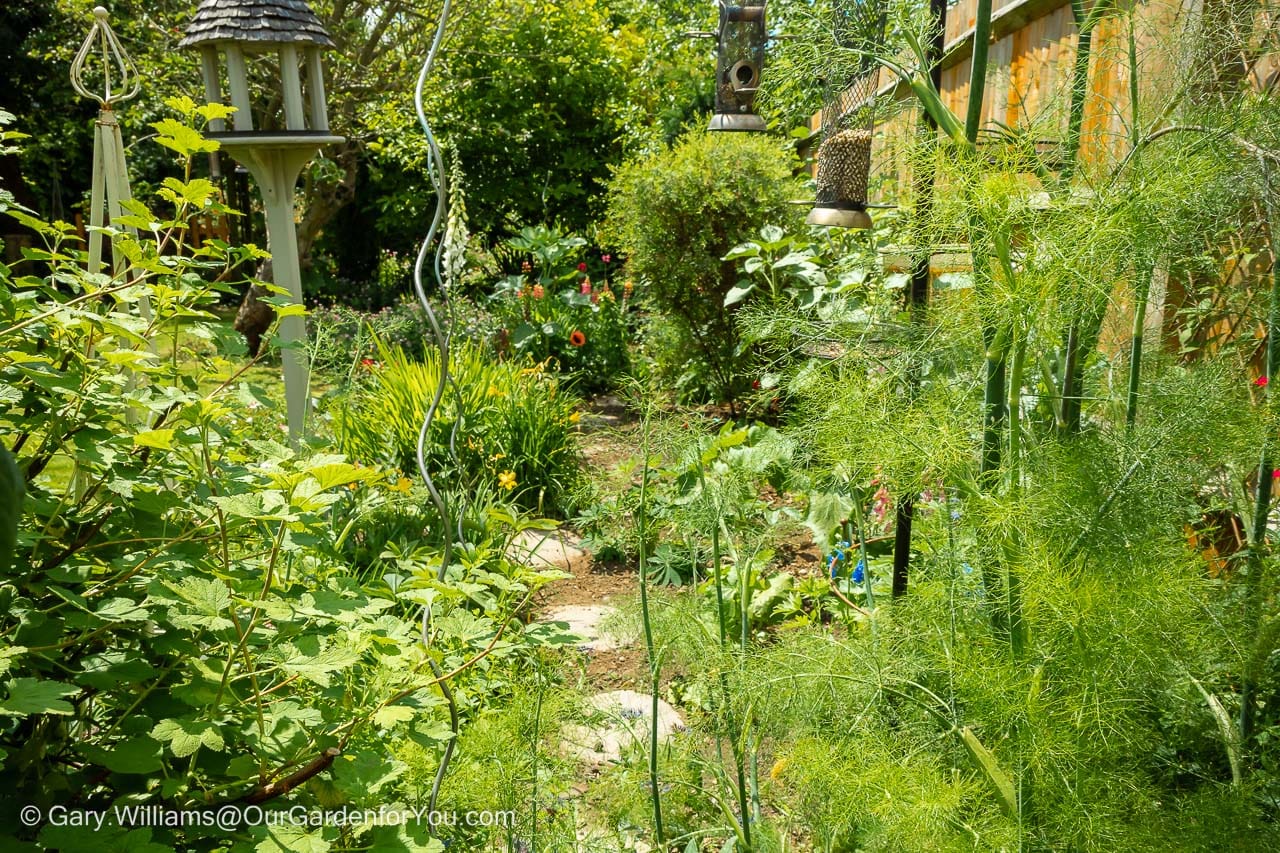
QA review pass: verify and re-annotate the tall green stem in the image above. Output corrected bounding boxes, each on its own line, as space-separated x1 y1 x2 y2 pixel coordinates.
1241 160 1280 748
1055 0 1103 432
965 0 994 144
1062 0 1097 181
636 406 664 845
1006 332 1028 659
1125 263 1153 429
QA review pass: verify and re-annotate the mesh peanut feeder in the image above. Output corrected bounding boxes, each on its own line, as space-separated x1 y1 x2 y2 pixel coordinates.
708 2 768 132
808 0 887 228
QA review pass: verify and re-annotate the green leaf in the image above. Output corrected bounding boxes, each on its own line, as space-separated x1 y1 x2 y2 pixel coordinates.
95 598 151 623
133 429 175 450
196 102 237 123
277 641 362 687
724 283 756 307
0 646 27 678
254 825 331 853
82 736 165 774
959 726 1018 818
0 442 21 572
150 717 225 758
151 118 218 155
0 678 78 716
801 491 854 548
372 704 417 729
159 177 217 208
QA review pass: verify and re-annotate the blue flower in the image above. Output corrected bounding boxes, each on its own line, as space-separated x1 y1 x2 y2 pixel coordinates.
852 560 866 585
961 562 973 575
950 509 962 521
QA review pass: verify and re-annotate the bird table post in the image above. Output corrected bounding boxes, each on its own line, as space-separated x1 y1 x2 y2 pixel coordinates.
180 0 343 446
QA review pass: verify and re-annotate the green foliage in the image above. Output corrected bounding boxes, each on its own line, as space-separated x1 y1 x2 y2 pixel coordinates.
604 131 802 405
0 112 572 851
394 0 628 238
307 296 497 385
489 225 633 393
0 444 21 573
334 342 582 516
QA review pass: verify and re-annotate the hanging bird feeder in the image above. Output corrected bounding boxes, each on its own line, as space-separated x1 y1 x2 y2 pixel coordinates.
181 0 343 445
708 2 768 132
807 0 887 229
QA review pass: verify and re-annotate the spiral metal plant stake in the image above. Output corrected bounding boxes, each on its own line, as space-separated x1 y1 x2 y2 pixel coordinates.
806 0 888 229
411 0 461 818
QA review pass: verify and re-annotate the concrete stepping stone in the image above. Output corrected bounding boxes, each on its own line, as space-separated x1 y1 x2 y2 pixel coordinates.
541 604 623 652
508 528 589 572
561 689 686 765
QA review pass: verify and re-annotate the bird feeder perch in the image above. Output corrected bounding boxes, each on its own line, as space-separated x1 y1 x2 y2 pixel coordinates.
180 0 343 445
708 2 768 132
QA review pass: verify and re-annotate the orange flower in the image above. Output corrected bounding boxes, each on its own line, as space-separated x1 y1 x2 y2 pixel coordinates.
532 284 544 299
569 330 586 347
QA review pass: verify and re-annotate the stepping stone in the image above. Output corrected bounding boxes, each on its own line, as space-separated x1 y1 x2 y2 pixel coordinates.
561 689 686 765
540 604 622 652
508 528 589 572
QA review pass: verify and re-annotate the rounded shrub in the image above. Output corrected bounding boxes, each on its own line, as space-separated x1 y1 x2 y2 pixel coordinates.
603 130 801 405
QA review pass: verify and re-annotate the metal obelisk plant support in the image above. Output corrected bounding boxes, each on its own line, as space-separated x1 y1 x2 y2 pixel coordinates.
181 0 343 446
71 7 150 329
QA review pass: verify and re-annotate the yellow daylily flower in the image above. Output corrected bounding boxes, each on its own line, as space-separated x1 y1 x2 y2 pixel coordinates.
388 477 413 494
498 471 518 491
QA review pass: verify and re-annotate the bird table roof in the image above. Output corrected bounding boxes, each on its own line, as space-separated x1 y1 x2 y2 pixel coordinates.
180 0 334 49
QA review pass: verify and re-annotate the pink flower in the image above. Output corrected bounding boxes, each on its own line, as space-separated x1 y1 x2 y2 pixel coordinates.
580 278 592 295
602 254 612 263
1257 376 1270 387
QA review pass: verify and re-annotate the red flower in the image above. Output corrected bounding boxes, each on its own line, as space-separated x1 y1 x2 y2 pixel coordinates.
569 330 586 347
1272 469 1280 479
577 262 587 272
752 379 761 390
1256 376 1270 387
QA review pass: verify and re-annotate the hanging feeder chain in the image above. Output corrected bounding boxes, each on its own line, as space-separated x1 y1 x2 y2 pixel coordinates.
70 7 141 108
412 0 461 820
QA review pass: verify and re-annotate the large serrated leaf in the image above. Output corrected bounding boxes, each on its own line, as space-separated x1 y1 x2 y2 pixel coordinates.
151 717 225 757
0 678 78 716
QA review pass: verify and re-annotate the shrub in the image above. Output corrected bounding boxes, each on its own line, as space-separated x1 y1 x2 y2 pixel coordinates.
334 342 581 516
603 130 801 406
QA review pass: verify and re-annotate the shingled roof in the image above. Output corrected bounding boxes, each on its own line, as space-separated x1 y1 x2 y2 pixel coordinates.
180 0 335 48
